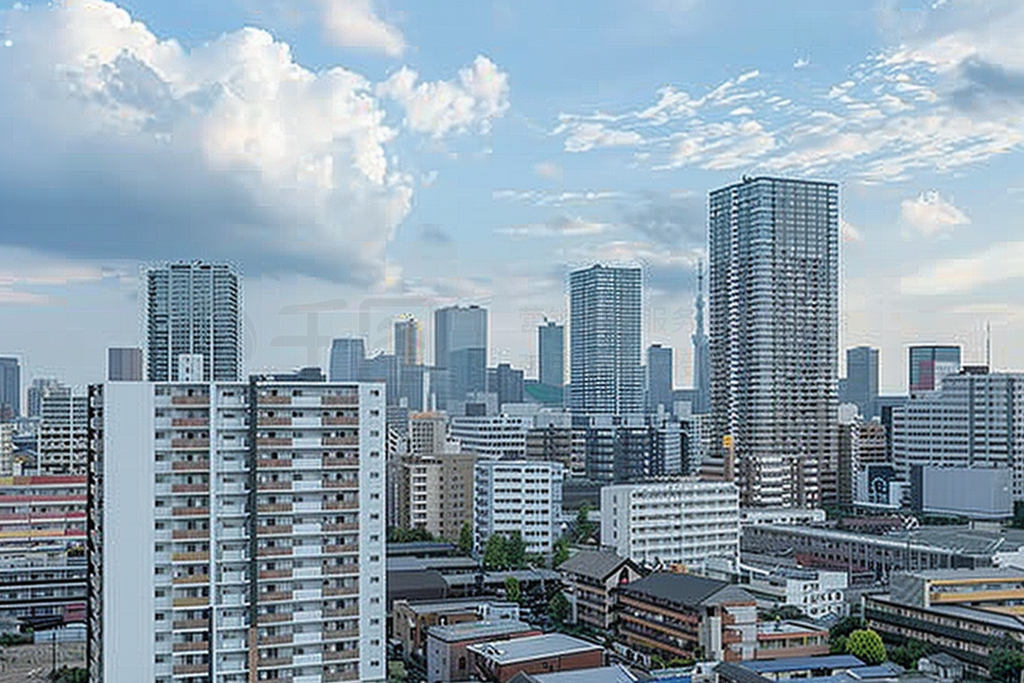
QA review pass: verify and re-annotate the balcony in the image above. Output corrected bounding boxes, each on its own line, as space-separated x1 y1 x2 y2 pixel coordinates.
322 437 359 447
172 574 210 585
259 396 291 405
322 457 359 469
259 569 293 580
172 484 209 494
257 547 292 558
172 418 210 427
323 523 359 533
324 501 358 511
172 641 210 653
172 597 209 608
172 507 210 518
323 480 358 489
171 552 210 563
259 591 293 603
257 504 292 513
323 416 359 426
258 459 292 469
259 417 292 426
324 646 360 660
171 438 210 450
257 525 293 535
258 482 292 491
322 396 357 406
172 460 210 472
172 663 209 675
172 396 209 406
172 618 209 631
324 606 359 618
258 438 292 448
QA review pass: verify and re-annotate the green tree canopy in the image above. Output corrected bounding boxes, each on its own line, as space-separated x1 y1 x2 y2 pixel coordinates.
458 523 474 555
888 640 930 669
548 591 570 624
483 534 507 570
846 629 886 666
506 531 527 569
504 576 522 603
553 538 570 568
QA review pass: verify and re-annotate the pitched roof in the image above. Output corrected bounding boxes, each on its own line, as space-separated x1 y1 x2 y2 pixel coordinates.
561 550 634 580
744 655 866 674
510 664 638 683
618 572 751 608
714 662 774 683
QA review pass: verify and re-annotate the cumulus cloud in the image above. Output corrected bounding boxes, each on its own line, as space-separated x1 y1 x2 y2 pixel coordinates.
378 56 510 138
496 215 613 238
623 194 705 246
0 1 505 284
318 0 405 56
901 241 1024 295
900 191 970 238
841 220 865 243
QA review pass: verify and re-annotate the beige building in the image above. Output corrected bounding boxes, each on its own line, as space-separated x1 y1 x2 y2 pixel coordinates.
400 452 477 542
410 412 449 456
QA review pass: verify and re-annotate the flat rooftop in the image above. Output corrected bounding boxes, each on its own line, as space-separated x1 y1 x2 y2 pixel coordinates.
744 655 866 674
427 619 535 643
468 633 602 665
395 598 515 615
757 621 828 636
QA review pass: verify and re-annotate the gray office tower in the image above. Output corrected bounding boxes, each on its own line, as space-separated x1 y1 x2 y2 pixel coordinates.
108 347 144 382
538 319 565 388
909 345 961 397
434 305 488 408
328 338 366 382
145 262 242 382
0 357 19 419
569 265 643 415
709 177 839 508
846 346 879 419
692 264 711 414
647 344 673 413
394 317 421 366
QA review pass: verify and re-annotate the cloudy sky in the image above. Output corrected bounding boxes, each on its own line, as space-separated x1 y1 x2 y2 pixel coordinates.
0 0 1021 393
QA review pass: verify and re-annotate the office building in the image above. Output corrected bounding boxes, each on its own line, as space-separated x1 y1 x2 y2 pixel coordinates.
473 460 563 556
525 413 586 477
892 370 1024 497
569 265 643 415
329 338 366 383
409 412 449 457
487 364 524 409
580 415 683 485
394 317 421 367
709 177 839 507
38 387 89 475
601 477 740 570
908 345 961 396
450 415 531 460
27 377 64 419
87 379 387 683
646 344 673 413
362 353 400 406
614 573 758 664
845 347 879 419
0 357 20 419
435 306 488 409
399 452 478 542
108 347 144 382
538 319 564 389
692 263 711 415
910 465 1013 520
145 262 242 382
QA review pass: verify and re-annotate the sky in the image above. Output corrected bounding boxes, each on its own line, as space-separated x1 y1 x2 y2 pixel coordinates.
0 0 1022 393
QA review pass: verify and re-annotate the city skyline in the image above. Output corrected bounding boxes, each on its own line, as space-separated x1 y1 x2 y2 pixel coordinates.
0 0 1020 395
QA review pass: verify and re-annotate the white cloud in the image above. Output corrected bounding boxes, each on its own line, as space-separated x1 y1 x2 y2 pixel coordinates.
0 1 504 284
901 241 1024 295
533 161 562 180
317 0 405 57
841 220 864 243
496 215 613 238
900 191 970 237
377 56 510 138
558 121 644 153
794 57 810 69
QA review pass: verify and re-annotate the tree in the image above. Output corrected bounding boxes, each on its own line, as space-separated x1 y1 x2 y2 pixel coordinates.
574 504 597 543
888 640 930 669
387 527 435 544
483 534 507 570
50 668 88 683
552 539 571 568
458 523 474 555
845 629 886 666
829 615 864 653
548 591 571 625
990 637 1024 683
504 576 522 603
506 531 527 569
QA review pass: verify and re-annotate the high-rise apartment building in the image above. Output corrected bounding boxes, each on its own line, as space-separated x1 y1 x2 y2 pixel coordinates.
0 357 20 419
600 477 740 570
569 265 643 415
394 317 421 367
908 345 961 397
538 320 564 389
709 177 839 507
108 347 144 382
87 379 387 683
145 262 242 383
473 460 563 555
845 346 879 419
39 387 89 474
692 264 711 415
892 369 1024 497
434 306 488 409
398 452 477 541
27 377 63 419
328 338 366 383
646 344 673 413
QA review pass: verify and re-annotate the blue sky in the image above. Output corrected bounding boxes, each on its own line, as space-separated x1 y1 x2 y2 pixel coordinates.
0 0 1022 392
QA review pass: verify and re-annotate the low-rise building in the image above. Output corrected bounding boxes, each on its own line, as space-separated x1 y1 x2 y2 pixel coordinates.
614 572 758 665
744 566 848 620
426 620 540 683
560 549 643 631
740 508 827 527
508 664 640 683
392 598 519 662
468 633 604 683
601 477 739 571
754 621 830 660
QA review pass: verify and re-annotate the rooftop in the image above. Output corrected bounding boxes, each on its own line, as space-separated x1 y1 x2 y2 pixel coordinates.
510 665 638 683
394 598 515 615
744 655 866 674
898 567 1024 581
560 549 634 581
468 633 602 665
427 619 535 643
757 620 828 636
618 572 753 608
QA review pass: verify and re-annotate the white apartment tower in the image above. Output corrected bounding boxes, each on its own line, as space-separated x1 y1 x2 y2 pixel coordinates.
709 177 839 508
87 379 387 683
601 477 740 570
146 262 243 383
473 460 563 555
38 387 89 475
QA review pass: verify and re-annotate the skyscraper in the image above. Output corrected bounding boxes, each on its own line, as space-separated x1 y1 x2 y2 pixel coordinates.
646 344 673 413
692 264 711 415
569 265 643 414
88 379 387 683
538 319 565 388
0 357 20 419
709 177 839 508
108 347 144 382
434 305 487 408
394 317 421 366
845 346 879 418
908 345 961 397
145 262 242 382
328 338 366 382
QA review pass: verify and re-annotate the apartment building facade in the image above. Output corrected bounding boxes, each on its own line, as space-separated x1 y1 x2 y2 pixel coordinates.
473 460 563 556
